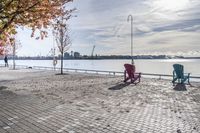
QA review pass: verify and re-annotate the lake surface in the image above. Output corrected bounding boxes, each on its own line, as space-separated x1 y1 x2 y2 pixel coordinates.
2 59 200 77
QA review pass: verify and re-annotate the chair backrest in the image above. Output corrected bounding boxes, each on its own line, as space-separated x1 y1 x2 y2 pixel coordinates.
173 64 184 78
124 64 136 77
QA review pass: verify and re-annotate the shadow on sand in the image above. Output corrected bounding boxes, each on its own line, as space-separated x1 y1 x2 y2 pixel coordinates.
55 73 69 75
108 82 131 90
173 83 187 91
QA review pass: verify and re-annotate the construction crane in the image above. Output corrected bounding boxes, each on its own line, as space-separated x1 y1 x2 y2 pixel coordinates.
91 45 95 58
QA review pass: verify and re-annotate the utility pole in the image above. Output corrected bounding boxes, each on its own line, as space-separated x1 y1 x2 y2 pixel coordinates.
127 15 134 65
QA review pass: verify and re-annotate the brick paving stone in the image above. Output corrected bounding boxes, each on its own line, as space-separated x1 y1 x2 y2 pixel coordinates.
0 76 200 133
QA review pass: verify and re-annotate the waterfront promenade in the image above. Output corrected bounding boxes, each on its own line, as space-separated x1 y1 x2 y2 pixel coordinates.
0 68 200 133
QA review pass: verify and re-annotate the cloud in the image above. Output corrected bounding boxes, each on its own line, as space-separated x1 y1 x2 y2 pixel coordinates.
153 19 200 32
18 0 200 56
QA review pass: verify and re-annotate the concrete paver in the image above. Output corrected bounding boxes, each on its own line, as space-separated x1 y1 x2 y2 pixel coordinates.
0 76 200 133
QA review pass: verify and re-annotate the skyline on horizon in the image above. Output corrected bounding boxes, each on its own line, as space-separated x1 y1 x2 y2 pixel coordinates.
16 0 200 57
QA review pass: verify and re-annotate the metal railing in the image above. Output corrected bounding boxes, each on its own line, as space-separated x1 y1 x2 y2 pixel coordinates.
1 64 200 80
29 65 200 80
141 73 200 79
32 65 123 76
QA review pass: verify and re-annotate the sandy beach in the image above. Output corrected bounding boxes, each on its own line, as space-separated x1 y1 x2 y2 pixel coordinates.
0 67 200 133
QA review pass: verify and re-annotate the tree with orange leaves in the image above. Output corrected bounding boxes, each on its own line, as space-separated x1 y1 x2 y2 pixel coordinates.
0 0 74 54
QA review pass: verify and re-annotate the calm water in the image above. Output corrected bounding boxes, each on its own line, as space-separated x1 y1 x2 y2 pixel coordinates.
2 59 200 77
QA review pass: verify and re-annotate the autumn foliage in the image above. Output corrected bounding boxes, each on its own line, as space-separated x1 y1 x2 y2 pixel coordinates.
0 0 74 55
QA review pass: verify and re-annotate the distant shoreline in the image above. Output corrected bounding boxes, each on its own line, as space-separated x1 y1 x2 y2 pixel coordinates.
0 57 200 60
1 54 200 60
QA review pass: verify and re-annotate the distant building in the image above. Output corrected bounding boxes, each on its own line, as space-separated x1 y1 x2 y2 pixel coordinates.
74 52 80 58
64 52 70 58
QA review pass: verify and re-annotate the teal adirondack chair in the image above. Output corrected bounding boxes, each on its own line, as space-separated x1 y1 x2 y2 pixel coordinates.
172 64 190 85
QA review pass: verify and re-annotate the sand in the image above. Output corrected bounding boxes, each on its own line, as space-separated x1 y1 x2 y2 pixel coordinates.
0 67 199 111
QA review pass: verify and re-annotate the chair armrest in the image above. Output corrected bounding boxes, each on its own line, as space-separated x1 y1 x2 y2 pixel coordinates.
184 73 190 76
135 72 141 74
135 72 141 76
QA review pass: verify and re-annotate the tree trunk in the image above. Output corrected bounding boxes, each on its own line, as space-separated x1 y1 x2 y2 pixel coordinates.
61 51 63 74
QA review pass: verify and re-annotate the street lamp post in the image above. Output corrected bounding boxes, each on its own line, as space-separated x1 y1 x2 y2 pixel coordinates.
52 31 57 70
13 40 16 70
127 15 134 65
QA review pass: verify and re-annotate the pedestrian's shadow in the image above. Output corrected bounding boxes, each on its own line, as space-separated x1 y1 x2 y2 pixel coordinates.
0 86 7 91
108 82 131 90
0 86 18 97
173 83 187 91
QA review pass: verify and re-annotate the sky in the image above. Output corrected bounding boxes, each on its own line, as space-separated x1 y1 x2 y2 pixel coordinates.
17 0 200 57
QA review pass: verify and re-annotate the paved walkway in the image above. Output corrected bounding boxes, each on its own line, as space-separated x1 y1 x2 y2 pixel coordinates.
0 77 200 133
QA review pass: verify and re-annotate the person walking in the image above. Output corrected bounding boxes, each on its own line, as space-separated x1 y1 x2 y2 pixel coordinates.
4 55 9 67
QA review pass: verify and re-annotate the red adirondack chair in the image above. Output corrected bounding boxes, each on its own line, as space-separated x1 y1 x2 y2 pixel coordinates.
124 64 141 84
